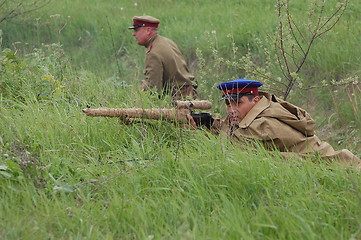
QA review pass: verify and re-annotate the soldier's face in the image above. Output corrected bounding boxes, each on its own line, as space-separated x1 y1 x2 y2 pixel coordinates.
225 96 260 126
132 27 151 46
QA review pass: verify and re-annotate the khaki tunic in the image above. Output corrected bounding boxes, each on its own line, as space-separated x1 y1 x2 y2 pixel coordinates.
214 93 360 167
143 35 198 100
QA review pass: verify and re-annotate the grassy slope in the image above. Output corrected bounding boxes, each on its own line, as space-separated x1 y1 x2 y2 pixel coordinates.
2 0 360 78
1 99 360 239
1 0 361 239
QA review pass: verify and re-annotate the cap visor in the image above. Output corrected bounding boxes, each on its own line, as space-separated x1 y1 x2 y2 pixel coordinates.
128 24 145 30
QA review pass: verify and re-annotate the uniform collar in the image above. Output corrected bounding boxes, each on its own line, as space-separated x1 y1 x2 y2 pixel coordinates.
238 92 271 128
145 34 158 52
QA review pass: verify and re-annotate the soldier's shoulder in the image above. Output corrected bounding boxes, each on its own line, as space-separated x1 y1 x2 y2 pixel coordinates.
149 36 173 53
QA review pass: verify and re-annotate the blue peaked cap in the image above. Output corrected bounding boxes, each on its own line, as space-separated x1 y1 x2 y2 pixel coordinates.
216 79 263 90
216 79 263 100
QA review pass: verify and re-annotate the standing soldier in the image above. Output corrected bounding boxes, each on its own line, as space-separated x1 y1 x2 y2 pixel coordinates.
128 15 198 100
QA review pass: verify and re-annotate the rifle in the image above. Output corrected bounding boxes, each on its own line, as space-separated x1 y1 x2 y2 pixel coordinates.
82 100 214 129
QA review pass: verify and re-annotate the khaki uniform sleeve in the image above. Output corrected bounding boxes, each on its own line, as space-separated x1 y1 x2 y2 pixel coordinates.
144 52 163 92
235 117 307 152
236 118 279 141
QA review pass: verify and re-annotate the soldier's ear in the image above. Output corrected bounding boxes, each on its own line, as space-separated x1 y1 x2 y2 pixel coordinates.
253 96 261 103
146 27 153 33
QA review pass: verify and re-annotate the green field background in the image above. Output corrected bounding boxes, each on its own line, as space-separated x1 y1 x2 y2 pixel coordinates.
1 0 361 239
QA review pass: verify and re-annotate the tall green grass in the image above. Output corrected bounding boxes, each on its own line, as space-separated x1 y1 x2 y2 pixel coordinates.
2 0 360 79
1 0 361 238
1 42 361 239
1 110 361 239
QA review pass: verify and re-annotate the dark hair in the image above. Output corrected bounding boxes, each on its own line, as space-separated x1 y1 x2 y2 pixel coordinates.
224 94 259 105
246 94 259 101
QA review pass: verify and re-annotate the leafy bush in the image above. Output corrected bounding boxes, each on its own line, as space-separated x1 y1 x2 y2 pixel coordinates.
0 45 69 104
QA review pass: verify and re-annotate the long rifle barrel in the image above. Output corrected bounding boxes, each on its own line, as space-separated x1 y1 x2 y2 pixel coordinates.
82 108 190 123
82 100 212 124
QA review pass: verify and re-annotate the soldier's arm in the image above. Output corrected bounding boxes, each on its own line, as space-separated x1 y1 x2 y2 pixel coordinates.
143 52 163 92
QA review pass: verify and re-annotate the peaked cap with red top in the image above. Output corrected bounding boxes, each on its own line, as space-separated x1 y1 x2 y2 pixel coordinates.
128 16 160 29
216 79 263 100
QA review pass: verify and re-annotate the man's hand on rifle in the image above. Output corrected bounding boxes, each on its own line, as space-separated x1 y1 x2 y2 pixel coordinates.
118 117 135 125
185 114 197 130
210 117 221 134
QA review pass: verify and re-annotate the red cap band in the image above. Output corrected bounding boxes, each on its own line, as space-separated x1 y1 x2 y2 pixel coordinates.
133 20 159 28
222 87 259 95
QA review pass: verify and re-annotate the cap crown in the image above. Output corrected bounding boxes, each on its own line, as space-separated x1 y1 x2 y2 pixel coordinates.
216 79 263 100
217 79 263 91
132 15 160 24
128 15 160 29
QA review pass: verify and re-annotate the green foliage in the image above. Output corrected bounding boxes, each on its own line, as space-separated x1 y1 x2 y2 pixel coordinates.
0 160 23 180
0 45 68 103
1 128 361 239
0 0 51 25
0 46 360 239
0 0 360 239
195 0 358 100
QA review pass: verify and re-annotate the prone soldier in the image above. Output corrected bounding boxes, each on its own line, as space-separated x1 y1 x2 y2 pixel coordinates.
189 79 360 167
